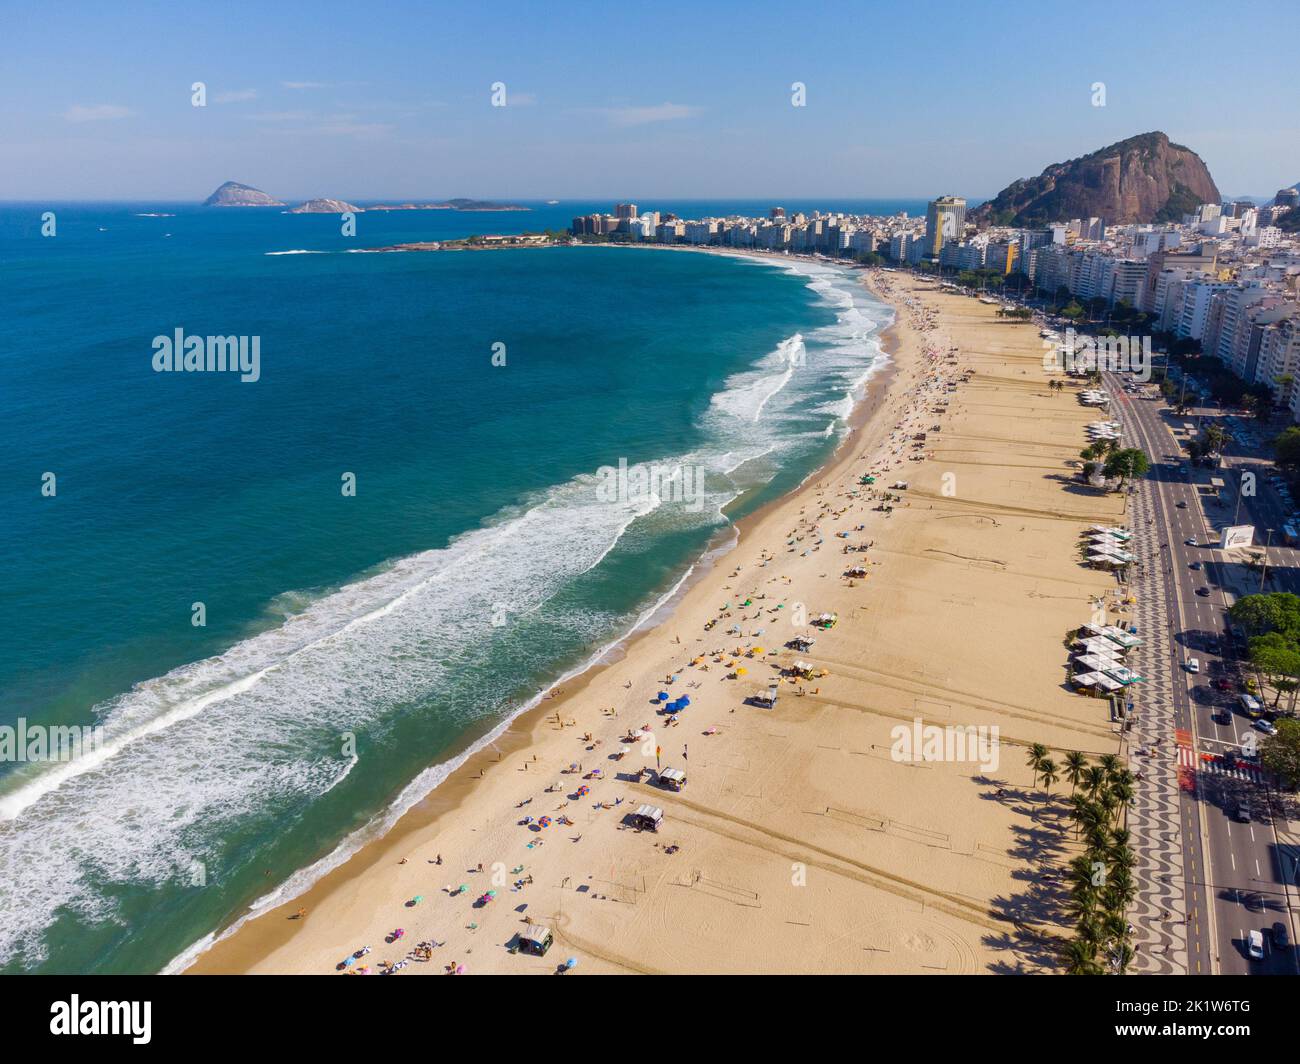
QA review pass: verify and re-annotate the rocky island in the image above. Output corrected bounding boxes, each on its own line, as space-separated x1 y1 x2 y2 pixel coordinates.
365 198 528 212
202 181 286 207
289 198 361 214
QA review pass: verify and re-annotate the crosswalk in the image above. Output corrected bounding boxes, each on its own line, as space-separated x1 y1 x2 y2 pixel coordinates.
1198 756 1267 784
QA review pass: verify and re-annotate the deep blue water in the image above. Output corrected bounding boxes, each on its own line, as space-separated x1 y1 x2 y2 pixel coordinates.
0 200 891 972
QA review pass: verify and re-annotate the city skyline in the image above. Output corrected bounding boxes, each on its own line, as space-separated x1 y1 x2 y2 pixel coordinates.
4 0 1298 201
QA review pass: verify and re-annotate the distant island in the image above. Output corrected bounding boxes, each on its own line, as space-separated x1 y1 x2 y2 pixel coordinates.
202 184 526 212
365 199 529 212
288 198 361 214
203 181 285 207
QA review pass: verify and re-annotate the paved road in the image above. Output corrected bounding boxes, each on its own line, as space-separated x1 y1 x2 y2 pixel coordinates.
1110 375 1300 975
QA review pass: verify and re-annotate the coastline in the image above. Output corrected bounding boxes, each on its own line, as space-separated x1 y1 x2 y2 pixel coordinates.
182 249 901 974
187 264 1123 976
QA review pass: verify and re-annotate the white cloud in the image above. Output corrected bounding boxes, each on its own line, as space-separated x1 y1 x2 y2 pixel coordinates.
600 102 700 127
62 103 133 123
214 88 258 104
282 81 327 90
510 92 538 106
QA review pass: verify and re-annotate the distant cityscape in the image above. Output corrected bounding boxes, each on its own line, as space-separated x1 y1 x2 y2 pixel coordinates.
572 191 1300 419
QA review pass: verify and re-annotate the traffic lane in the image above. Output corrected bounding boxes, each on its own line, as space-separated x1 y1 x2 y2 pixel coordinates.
1209 785 1296 975
1137 400 1299 975
1122 391 1285 973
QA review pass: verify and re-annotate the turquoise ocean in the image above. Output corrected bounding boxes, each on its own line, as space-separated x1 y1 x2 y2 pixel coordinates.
0 199 907 973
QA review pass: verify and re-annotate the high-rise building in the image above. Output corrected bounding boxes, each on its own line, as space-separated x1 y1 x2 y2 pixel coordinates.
924 197 966 258
614 203 638 220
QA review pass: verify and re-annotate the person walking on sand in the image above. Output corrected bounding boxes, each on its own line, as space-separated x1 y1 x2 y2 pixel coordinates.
683 745 688 761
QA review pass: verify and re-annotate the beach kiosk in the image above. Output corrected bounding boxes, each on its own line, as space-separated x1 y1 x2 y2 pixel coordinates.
752 683 780 709
630 804 663 832
657 767 687 792
788 635 816 652
518 925 554 957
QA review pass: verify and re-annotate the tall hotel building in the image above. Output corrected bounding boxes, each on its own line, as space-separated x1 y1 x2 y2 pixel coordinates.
925 196 966 258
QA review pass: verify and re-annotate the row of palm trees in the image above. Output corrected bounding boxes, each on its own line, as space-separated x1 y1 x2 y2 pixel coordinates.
1025 745 1138 974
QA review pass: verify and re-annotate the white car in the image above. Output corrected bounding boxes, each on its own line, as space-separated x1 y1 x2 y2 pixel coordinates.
1248 929 1265 960
1186 658 1200 673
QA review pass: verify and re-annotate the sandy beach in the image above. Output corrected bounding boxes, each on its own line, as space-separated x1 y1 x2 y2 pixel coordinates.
187 266 1128 976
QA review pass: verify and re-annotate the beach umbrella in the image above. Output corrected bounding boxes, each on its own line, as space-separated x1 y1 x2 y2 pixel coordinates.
565 957 578 970
736 667 748 676
539 816 552 827
657 691 669 702
577 785 590 796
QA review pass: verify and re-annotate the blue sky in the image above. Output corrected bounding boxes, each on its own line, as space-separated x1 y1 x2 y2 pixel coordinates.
3 0 1297 201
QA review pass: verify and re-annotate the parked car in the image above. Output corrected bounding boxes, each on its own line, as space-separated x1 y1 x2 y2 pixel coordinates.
1186 658 1200 673
1212 707 1232 724
1240 692 1263 715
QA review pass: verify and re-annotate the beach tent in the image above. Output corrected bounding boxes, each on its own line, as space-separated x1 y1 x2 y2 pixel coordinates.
630 805 663 832
519 925 554 957
1074 653 1124 671
657 767 686 791
1101 627 1142 649
1076 637 1129 657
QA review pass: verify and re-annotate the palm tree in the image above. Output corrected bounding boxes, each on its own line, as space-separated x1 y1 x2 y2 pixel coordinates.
1109 781 1134 824
1026 743 1049 789
1064 751 1089 792
1098 754 1123 784
1038 758 1059 804
1082 765 1107 800
1062 938 1102 975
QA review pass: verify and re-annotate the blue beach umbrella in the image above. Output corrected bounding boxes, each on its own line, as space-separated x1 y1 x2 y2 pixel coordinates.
657 691 669 702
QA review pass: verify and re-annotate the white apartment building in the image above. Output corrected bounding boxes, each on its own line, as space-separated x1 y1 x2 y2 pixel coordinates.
1175 280 1233 339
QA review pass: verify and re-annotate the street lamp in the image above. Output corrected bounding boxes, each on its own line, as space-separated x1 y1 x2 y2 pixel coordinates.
1260 529 1275 592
